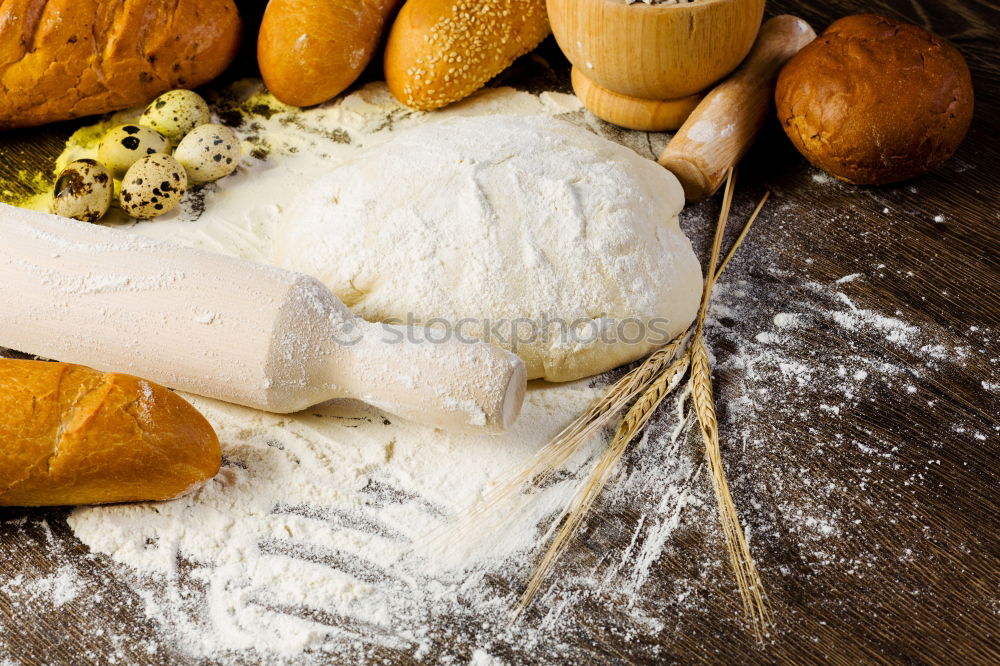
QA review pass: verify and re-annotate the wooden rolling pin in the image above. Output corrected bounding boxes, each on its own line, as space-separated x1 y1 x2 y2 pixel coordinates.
659 15 817 202
0 204 526 433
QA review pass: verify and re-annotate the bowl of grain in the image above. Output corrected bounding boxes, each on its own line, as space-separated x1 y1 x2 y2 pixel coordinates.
548 0 766 101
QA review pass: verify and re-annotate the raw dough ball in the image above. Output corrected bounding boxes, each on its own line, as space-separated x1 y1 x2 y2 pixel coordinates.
139 90 211 144
98 124 169 179
174 123 240 183
120 154 188 219
50 159 113 223
273 115 702 382
776 14 974 185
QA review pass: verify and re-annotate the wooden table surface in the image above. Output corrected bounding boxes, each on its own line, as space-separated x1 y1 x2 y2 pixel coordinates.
1 1 997 664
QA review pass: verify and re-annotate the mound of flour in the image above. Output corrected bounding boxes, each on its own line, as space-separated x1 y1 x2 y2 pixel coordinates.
272 114 701 382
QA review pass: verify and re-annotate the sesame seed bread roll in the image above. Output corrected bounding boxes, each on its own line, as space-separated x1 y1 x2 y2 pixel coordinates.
384 0 550 110
258 0 403 107
0 360 220 507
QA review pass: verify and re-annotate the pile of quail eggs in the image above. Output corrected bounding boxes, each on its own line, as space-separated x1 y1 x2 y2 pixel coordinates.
50 90 241 222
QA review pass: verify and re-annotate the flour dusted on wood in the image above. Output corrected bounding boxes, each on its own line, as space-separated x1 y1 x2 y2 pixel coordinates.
68 386 613 658
45 82 706 662
8 77 989 664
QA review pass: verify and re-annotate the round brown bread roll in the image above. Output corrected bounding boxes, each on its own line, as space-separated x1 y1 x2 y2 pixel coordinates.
775 14 974 185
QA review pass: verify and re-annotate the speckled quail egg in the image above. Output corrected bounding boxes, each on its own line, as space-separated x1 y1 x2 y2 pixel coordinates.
98 124 169 179
119 154 188 219
139 90 211 144
173 123 241 183
49 159 114 223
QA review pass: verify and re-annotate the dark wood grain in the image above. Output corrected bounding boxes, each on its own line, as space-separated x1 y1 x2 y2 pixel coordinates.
1 1 998 664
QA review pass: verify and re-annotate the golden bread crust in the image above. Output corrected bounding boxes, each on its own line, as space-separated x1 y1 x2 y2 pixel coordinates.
384 0 550 110
0 0 242 129
0 360 220 506
258 0 402 107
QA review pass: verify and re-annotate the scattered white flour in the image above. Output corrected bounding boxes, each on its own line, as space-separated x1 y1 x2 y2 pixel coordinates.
773 312 802 329
1 563 82 608
5 79 995 664
16 82 707 663
68 385 634 659
835 273 862 284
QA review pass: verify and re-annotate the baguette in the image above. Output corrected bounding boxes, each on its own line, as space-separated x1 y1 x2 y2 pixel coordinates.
0 360 220 507
258 0 403 107
384 0 550 110
0 0 241 130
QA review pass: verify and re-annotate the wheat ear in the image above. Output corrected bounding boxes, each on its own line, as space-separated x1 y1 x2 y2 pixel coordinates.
689 337 771 640
687 173 772 639
713 191 770 285
512 352 691 617
447 330 690 539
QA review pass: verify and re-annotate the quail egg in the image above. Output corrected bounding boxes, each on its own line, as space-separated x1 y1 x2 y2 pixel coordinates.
139 90 211 144
49 159 114 223
174 123 241 183
98 124 169 178
119 154 188 219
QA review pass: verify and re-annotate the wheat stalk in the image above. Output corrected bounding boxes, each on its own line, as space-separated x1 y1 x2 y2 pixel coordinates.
713 191 770 285
512 351 691 617
695 167 736 336
684 174 772 639
689 336 771 640
446 330 690 539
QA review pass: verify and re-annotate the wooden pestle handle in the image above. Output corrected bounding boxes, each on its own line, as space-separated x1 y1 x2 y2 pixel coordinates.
328 319 527 433
658 15 816 202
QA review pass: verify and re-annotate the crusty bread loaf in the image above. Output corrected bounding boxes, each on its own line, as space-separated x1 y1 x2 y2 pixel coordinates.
384 0 550 110
0 360 220 506
0 0 241 129
258 0 402 107
775 14 974 185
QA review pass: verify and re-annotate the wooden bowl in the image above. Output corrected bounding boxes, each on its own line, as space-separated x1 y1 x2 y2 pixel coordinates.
548 0 766 101
570 68 704 131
